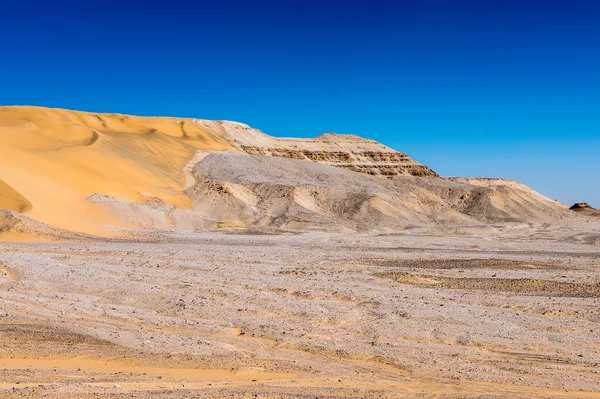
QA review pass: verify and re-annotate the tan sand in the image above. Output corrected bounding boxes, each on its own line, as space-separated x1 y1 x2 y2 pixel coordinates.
0 106 236 236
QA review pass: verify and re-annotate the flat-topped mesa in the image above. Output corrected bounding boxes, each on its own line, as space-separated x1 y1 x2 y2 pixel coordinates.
569 202 600 217
570 202 593 210
222 129 438 178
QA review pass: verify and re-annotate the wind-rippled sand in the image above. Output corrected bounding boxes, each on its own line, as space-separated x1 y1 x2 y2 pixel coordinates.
0 223 599 398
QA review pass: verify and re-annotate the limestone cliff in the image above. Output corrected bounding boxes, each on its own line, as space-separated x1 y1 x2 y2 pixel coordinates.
211 123 438 177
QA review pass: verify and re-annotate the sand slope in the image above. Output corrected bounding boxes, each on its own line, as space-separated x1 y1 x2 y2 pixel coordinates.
0 106 236 235
0 210 96 241
0 179 32 213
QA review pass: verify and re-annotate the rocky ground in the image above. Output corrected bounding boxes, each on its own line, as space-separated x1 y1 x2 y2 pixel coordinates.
0 222 599 398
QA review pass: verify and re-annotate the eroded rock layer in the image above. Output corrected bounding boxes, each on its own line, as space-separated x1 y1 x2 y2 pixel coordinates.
235 132 438 177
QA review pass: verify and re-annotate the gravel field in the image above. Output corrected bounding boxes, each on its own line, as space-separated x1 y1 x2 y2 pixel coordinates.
0 222 599 398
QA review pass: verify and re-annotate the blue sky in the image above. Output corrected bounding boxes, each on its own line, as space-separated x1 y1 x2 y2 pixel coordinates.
1 1 599 206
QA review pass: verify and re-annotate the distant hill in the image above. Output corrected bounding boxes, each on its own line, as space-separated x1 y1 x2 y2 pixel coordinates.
570 202 600 217
0 106 576 239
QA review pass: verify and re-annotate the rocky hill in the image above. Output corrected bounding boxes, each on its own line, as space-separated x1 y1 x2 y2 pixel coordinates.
570 202 600 217
186 152 572 230
233 130 437 177
0 106 576 238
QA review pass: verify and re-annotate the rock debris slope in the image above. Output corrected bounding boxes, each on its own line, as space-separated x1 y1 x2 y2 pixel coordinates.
186 152 573 230
0 106 575 237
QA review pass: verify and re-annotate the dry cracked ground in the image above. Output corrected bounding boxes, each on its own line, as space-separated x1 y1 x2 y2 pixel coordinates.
0 223 599 398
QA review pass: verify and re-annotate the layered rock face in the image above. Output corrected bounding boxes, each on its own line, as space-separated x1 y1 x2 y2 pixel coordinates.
213 123 438 177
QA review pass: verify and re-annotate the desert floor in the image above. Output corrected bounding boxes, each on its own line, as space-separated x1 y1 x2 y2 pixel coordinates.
1 222 599 398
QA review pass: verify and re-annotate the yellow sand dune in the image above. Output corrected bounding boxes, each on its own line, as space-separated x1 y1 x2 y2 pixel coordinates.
0 179 32 213
0 106 236 236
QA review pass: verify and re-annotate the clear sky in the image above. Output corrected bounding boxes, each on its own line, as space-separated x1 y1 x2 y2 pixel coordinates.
2 1 599 207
